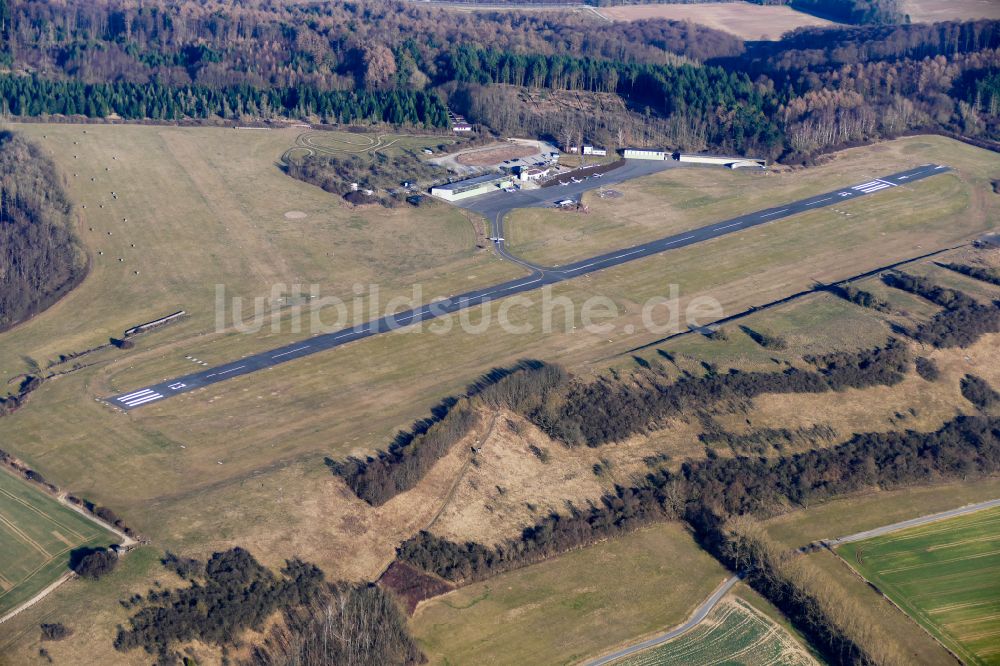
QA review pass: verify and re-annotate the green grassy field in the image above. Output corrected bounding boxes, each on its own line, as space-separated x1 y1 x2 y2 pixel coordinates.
0 470 117 617
614 597 816 666
838 506 1000 666
409 523 729 666
506 135 1000 266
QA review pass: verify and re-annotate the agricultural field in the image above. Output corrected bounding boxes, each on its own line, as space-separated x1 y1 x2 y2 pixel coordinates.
838 506 1000 666
409 523 729 666
902 0 1000 22
506 136 1000 267
596 2 836 40
0 470 118 617
615 597 816 666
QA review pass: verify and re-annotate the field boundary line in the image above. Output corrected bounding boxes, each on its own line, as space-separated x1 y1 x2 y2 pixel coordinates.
581 573 742 666
818 499 1000 666
0 571 74 626
823 497 1000 546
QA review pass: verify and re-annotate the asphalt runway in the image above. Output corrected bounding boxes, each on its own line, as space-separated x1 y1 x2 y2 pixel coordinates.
109 162 949 410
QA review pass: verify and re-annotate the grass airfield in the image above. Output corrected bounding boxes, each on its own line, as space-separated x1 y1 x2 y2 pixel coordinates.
0 126 997 662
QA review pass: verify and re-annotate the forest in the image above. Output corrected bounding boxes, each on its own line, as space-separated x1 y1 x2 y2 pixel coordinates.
0 131 86 332
0 1 995 160
115 547 421 665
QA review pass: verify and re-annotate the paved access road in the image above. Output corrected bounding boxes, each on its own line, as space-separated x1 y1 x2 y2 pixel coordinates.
109 163 948 410
823 497 1000 547
584 574 743 666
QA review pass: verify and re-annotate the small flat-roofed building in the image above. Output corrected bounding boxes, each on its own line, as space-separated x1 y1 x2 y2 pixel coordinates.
624 148 667 161
519 167 552 182
582 146 607 156
430 173 513 202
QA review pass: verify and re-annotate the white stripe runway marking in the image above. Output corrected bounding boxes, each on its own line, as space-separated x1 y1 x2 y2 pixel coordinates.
806 197 833 206
124 393 163 407
216 365 246 375
118 388 153 402
760 208 788 218
272 346 310 359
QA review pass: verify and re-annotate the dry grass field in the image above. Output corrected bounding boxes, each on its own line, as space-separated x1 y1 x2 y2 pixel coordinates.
902 0 1000 22
409 522 729 666
596 2 837 40
0 129 997 662
839 507 1000 665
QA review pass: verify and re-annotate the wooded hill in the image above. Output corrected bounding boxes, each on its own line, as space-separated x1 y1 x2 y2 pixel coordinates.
0 131 86 332
0 1 996 159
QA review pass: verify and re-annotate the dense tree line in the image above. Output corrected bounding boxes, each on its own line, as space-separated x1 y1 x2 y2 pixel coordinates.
0 131 85 332
0 75 449 126
333 343 911 503
939 261 1000 287
690 510 880 665
882 272 1000 347
330 400 479 506
114 548 325 658
826 283 891 311
961 374 999 410
397 413 1000 586
531 339 908 446
789 0 902 26
330 361 567 505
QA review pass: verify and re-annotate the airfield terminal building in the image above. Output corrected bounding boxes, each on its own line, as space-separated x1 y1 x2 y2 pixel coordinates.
430 173 513 202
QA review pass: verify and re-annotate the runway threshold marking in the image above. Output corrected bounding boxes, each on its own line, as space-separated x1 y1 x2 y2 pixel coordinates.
110 164 949 409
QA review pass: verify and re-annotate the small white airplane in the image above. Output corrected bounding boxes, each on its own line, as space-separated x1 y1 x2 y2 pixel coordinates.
571 177 583 183
489 237 505 242
559 181 570 186
592 172 604 178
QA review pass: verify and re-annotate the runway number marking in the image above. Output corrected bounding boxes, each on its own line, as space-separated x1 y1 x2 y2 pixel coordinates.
168 383 186 390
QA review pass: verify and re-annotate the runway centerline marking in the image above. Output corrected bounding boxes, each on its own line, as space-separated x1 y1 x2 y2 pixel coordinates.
107 165 949 409
272 346 310 359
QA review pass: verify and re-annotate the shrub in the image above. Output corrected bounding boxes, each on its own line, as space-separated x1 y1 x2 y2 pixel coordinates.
961 374 999 410
70 547 117 580
915 357 940 381
40 623 73 641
